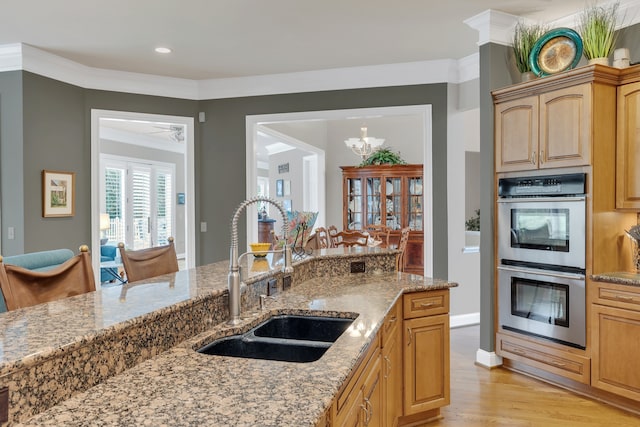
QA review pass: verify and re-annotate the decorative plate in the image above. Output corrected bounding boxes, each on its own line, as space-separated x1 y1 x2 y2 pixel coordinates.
529 28 583 77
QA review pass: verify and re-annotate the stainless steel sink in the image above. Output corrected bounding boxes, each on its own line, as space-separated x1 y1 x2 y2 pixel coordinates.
196 314 355 363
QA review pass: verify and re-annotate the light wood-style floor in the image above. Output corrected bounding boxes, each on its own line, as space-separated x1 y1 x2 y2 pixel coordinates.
428 325 640 427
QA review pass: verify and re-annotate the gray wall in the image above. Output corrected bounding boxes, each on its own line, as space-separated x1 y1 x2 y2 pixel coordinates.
198 84 450 279
0 71 24 255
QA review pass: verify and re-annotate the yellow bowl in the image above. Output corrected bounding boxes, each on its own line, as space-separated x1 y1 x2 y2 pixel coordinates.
250 242 271 257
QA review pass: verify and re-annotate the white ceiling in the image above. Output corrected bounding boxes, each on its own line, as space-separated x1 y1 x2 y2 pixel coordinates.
0 0 595 80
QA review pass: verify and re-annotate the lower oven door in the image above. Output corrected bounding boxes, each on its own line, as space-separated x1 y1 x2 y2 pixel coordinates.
498 265 585 349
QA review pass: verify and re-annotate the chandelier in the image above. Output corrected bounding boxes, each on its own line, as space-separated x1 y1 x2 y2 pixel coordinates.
344 127 384 159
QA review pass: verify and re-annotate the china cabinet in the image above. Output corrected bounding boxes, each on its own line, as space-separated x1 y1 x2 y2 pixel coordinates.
341 165 424 274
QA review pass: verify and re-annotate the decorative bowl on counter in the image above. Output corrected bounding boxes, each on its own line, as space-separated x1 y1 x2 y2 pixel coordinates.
249 242 271 257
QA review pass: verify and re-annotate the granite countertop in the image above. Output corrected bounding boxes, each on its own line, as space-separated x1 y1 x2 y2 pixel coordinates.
591 271 640 287
15 256 456 426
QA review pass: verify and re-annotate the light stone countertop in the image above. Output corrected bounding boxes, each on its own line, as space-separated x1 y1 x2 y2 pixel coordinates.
17 262 456 426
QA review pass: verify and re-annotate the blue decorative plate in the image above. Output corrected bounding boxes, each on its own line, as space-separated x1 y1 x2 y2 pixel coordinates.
529 28 583 77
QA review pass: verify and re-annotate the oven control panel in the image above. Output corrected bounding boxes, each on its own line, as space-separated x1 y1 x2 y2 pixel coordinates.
498 173 586 198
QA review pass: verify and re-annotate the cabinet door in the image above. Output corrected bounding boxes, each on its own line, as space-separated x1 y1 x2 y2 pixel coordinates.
403 314 450 415
616 82 640 209
539 84 591 168
382 321 402 427
495 96 539 172
346 178 363 230
336 388 363 427
362 355 383 427
366 177 383 228
591 304 640 401
407 176 423 232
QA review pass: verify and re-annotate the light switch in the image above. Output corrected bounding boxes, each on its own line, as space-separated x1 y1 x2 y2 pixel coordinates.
200 222 207 232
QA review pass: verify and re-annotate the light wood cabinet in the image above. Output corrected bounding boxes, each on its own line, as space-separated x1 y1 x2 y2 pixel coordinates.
495 84 592 172
591 281 640 401
381 302 402 427
402 290 450 416
496 331 590 384
616 81 640 209
341 165 424 274
335 336 382 427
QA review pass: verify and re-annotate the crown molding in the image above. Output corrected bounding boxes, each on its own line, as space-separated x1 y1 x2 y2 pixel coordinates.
464 9 519 47
0 43 479 100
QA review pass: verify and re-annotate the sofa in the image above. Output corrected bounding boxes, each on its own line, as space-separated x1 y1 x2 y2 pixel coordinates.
0 248 75 313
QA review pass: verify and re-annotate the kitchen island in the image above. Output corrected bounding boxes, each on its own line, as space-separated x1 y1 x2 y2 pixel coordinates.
0 248 456 426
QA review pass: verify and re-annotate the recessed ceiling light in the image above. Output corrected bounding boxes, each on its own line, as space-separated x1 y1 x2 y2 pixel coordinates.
155 47 172 54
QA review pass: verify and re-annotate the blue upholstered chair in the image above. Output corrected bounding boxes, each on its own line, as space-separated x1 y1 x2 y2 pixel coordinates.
100 245 118 283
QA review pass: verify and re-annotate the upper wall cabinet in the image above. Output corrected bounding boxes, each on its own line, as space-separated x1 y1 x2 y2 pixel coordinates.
493 66 620 173
616 80 640 209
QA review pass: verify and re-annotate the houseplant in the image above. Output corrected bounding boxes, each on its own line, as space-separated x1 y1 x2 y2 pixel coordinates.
359 147 406 167
578 1 620 65
512 21 547 81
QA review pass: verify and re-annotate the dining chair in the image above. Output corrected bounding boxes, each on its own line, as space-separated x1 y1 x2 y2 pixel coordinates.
327 225 339 248
315 227 330 249
118 237 179 283
396 227 411 272
0 245 96 311
365 224 390 248
334 230 369 247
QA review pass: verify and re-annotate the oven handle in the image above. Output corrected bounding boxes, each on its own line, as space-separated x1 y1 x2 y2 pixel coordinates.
497 196 586 203
497 265 585 281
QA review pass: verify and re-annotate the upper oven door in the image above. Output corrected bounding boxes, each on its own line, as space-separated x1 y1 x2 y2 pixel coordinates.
498 196 586 270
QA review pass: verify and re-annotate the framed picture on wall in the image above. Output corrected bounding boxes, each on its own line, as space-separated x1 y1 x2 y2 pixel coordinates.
276 179 284 197
42 170 76 217
283 199 292 212
284 180 291 196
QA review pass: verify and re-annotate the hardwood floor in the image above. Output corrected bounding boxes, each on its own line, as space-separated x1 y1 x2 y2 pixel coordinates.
427 325 640 426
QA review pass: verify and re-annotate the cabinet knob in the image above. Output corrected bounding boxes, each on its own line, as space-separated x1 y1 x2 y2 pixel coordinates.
539 150 544 165
531 150 537 165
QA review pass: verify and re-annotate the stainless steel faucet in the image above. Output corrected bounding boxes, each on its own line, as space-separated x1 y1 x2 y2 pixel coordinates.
228 196 293 325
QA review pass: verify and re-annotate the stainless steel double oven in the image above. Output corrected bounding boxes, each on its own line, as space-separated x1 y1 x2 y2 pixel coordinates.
497 173 586 349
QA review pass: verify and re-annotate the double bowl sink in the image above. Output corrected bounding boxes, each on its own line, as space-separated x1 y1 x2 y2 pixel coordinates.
198 314 355 363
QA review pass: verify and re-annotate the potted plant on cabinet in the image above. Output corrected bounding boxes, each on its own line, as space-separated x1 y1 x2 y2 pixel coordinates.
512 21 547 81
578 1 620 66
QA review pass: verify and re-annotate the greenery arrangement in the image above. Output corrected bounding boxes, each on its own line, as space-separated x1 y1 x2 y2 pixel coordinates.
359 147 407 167
512 21 548 73
578 1 620 60
465 209 480 231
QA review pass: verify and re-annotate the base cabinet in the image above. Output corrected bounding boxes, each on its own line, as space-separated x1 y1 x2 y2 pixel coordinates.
591 281 640 402
331 290 451 427
402 290 450 416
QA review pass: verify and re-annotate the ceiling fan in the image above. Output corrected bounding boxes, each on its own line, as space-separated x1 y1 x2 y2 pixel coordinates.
149 124 185 142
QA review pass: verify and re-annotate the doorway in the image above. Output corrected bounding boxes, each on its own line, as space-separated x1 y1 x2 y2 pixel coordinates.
246 105 433 276
91 110 196 285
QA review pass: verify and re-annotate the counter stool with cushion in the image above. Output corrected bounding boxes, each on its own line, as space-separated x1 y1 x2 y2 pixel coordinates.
0 245 96 311
118 237 179 283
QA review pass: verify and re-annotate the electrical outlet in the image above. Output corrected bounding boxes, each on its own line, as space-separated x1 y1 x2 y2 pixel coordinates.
0 386 8 423
282 275 292 290
350 261 366 273
267 278 278 296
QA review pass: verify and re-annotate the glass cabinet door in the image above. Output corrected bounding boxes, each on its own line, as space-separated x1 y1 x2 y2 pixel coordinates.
407 177 423 231
347 178 362 230
367 177 382 227
385 177 402 230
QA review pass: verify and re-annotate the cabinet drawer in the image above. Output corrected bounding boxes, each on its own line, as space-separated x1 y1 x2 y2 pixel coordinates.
403 290 449 319
497 332 590 384
594 282 640 310
381 300 401 347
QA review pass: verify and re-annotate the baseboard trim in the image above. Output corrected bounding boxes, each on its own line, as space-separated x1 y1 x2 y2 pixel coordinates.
475 349 503 368
450 312 480 329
